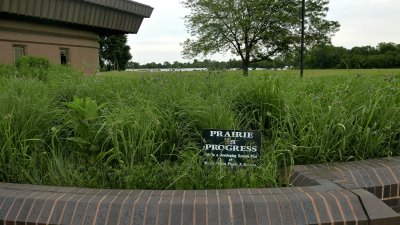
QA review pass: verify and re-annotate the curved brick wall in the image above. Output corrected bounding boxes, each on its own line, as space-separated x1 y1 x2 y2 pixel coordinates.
1 157 400 225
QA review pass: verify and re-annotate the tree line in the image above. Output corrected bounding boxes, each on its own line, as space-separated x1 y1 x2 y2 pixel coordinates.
304 42 400 69
99 36 400 71
126 58 291 70
125 42 400 70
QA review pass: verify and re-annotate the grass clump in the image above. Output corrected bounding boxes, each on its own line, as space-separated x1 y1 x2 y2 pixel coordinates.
15 56 51 80
0 66 399 189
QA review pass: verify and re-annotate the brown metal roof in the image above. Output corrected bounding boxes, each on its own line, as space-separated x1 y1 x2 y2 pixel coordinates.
83 0 153 17
0 0 153 35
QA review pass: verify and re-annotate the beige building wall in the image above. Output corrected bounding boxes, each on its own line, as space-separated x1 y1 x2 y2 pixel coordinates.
0 19 100 75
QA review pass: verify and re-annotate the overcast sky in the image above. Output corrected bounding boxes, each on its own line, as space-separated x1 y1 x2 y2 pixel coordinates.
128 0 400 64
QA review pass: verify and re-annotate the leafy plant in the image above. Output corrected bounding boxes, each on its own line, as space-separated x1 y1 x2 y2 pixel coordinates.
64 96 106 163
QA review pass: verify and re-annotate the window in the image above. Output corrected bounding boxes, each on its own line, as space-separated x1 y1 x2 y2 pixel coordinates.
60 48 69 65
13 45 25 62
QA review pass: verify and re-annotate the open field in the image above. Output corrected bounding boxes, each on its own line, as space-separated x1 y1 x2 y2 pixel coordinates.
0 66 399 189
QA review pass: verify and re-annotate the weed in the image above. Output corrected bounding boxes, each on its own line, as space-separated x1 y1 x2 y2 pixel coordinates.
64 96 106 163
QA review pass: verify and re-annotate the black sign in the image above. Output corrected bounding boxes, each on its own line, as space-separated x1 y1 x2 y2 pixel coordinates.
202 129 262 168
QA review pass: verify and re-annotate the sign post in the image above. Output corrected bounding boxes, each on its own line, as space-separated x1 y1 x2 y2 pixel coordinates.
202 129 262 168
300 0 306 78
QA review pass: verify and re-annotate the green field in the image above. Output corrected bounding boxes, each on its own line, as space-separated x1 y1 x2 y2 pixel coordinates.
0 66 399 189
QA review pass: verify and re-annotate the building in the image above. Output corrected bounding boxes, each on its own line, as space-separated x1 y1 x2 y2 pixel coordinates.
0 0 153 74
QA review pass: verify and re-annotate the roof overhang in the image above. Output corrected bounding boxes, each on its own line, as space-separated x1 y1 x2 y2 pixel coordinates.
0 0 153 35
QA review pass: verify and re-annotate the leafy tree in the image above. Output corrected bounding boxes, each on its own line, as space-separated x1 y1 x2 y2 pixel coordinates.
127 61 140 69
305 45 347 69
99 35 132 71
173 61 183 68
227 59 242 69
377 42 397 54
163 61 172 68
142 62 159 69
182 0 339 76
350 46 377 56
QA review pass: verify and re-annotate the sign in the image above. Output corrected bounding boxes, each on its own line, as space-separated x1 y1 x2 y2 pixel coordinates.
202 129 262 168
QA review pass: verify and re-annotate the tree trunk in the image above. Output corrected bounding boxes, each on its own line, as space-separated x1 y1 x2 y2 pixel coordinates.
242 60 250 76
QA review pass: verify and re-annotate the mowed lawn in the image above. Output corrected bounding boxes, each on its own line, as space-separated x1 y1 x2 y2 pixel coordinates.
0 66 399 189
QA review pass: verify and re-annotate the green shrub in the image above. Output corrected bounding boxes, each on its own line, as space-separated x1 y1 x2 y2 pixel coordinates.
16 56 51 80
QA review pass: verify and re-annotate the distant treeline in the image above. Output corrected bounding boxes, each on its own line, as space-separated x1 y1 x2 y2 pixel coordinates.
127 59 252 70
305 42 400 69
128 42 400 70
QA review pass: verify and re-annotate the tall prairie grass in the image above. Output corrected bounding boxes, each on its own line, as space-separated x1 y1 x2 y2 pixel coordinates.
0 66 399 189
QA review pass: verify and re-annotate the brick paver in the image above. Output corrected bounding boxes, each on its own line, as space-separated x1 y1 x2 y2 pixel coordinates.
1 157 400 224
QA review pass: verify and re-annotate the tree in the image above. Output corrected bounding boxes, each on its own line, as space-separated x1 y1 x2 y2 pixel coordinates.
99 35 132 71
127 61 140 69
377 42 397 54
305 45 348 69
182 0 339 76
163 61 172 68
